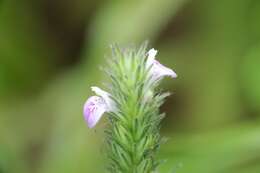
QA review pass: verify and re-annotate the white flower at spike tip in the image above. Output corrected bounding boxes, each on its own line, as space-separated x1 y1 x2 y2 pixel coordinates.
147 48 177 80
83 87 115 128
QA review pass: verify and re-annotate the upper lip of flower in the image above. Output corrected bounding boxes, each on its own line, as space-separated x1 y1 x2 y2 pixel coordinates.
91 86 116 112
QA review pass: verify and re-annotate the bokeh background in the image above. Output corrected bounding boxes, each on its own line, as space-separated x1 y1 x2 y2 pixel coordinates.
1 0 260 172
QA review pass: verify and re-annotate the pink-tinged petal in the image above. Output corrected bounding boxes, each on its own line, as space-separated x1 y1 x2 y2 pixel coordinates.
83 96 107 128
91 86 116 112
153 60 177 79
146 48 177 80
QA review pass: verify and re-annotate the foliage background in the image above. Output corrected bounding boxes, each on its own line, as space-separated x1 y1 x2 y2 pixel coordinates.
1 0 260 173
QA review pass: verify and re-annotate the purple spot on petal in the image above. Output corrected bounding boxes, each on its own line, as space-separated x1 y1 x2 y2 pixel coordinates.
83 96 107 128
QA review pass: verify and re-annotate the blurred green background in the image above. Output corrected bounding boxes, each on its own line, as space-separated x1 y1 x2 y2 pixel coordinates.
1 0 260 173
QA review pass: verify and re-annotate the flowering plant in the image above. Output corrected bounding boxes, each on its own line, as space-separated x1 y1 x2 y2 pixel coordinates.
83 43 177 173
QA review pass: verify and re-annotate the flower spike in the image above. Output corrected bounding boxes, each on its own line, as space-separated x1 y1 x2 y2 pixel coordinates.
82 43 178 173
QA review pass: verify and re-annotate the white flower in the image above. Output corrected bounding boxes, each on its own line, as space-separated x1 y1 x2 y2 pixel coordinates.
146 48 158 67
147 48 177 80
83 87 115 128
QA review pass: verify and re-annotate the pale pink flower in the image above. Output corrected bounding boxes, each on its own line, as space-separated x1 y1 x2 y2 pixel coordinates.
83 87 115 128
147 48 177 80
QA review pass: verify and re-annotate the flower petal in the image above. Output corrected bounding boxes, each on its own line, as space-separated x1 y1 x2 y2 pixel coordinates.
83 96 107 128
91 86 115 111
153 60 177 79
146 48 177 80
146 48 158 67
